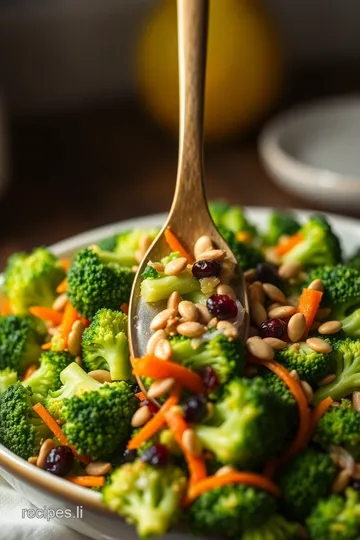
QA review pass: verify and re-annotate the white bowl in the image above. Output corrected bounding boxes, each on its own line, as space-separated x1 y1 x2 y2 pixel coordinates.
259 96 360 210
1 208 360 539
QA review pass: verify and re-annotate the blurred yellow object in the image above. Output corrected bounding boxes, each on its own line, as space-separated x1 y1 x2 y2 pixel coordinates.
136 0 284 141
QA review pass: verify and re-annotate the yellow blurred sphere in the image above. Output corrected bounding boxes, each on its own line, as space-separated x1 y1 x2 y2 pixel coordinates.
136 0 284 141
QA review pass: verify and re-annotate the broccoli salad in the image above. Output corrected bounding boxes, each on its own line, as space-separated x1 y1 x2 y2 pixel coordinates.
2 203 360 539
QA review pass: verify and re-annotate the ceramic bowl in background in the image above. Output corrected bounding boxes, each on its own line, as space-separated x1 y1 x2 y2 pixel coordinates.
259 96 360 210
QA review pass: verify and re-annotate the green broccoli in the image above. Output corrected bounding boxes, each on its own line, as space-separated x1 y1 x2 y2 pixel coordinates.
261 369 298 441
313 402 360 459
102 460 187 538
277 447 337 521
280 215 342 267
306 488 360 540
195 377 288 468
219 227 264 270
82 309 132 381
262 211 301 246
209 201 258 238
170 332 245 385
114 229 159 266
313 338 360 405
275 342 335 386
62 380 137 460
0 315 44 374
141 272 199 303
188 483 276 537
0 368 18 394
22 350 73 404
4 247 65 314
97 234 118 252
141 266 159 280
67 246 135 319
241 513 302 540
348 248 360 272
160 251 181 265
0 382 51 459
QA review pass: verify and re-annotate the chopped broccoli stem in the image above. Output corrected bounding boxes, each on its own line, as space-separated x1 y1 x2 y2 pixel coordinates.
0 368 18 395
141 274 199 303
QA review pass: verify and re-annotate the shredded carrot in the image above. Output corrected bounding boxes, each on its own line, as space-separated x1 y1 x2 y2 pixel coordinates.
274 233 303 257
59 259 71 272
135 391 146 402
297 288 323 339
248 357 311 467
185 472 280 505
310 396 334 434
66 476 105 487
128 388 181 450
132 355 204 394
23 364 38 380
164 407 206 486
29 306 63 325
56 278 68 294
56 302 79 350
164 227 194 264
33 403 90 464
120 303 129 314
0 296 12 315
41 342 52 350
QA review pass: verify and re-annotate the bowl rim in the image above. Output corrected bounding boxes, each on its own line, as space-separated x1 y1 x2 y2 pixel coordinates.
2 207 360 519
258 95 360 192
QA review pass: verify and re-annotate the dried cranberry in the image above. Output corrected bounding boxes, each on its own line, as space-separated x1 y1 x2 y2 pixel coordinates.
207 294 238 320
256 263 280 286
259 318 287 339
192 259 221 280
200 366 219 394
121 448 137 464
45 446 74 477
182 395 208 423
143 399 160 415
140 444 169 467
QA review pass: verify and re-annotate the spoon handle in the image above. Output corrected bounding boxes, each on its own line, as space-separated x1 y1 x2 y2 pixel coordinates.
171 0 209 214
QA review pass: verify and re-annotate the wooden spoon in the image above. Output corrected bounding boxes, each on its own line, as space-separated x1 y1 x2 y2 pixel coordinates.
128 0 249 359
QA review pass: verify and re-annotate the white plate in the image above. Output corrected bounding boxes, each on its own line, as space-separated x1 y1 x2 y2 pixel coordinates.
1 207 360 540
259 96 360 210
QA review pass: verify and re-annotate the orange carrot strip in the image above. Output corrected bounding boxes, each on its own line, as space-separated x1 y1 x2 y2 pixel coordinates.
57 302 79 350
127 389 180 450
164 227 194 264
66 476 105 488
33 403 90 465
274 233 304 257
29 306 63 325
1 296 12 315
23 364 38 380
59 259 71 272
186 472 280 504
164 407 207 486
120 303 129 314
248 357 311 467
310 396 333 434
56 278 68 294
135 391 146 402
41 342 52 350
297 288 323 339
132 355 204 394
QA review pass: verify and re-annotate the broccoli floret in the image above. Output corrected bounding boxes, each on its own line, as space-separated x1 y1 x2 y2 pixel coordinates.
277 447 337 521
241 513 302 540
170 333 245 385
0 368 18 394
0 315 44 374
67 246 134 319
209 201 258 238
141 266 159 280
160 251 181 265
275 342 335 386
141 273 199 303
348 248 360 273
102 460 187 537
262 211 301 246
313 402 360 459
97 234 118 252
307 488 360 540
261 370 298 441
280 215 342 267
4 247 65 314
82 309 132 381
0 382 50 459
219 227 264 270
114 229 159 267
22 350 73 404
188 483 276 537
45 362 102 419
195 377 288 467
313 338 360 405
62 380 137 460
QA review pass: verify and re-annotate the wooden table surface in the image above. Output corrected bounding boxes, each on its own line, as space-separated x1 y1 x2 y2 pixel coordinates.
0 67 359 269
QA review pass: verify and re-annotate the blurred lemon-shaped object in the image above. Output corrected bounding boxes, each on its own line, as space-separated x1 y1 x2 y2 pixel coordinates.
136 0 284 141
